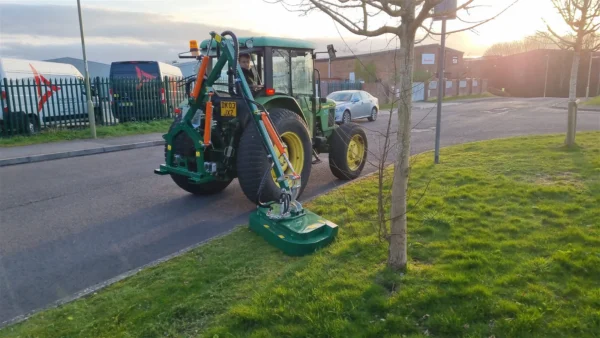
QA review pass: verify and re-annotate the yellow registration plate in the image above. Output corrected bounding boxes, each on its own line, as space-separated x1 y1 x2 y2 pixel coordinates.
221 101 237 117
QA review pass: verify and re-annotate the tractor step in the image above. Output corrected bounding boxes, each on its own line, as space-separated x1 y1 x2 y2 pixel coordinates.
249 205 338 256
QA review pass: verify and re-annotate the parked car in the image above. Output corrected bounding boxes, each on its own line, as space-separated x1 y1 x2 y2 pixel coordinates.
327 90 379 124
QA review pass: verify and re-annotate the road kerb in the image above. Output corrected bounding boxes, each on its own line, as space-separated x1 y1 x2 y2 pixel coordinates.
0 140 164 167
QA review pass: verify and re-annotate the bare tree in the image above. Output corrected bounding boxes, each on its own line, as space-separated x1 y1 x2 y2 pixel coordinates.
268 0 516 270
539 0 600 146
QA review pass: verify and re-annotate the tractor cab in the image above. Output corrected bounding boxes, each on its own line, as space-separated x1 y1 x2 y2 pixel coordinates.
194 37 336 142
199 37 318 99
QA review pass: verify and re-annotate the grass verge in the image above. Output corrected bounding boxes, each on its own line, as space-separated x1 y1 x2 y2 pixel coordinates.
2 131 599 338
0 120 172 147
426 91 496 102
582 95 600 106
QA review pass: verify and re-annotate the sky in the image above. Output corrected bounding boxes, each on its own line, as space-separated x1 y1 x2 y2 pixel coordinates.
0 0 568 64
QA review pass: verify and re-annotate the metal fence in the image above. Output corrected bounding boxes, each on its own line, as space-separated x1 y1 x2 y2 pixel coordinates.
0 76 187 137
1 76 363 138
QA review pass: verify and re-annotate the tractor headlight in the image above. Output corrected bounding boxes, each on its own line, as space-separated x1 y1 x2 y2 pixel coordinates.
245 39 254 48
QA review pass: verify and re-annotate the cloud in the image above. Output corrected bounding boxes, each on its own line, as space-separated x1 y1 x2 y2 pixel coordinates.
0 3 485 64
0 3 258 63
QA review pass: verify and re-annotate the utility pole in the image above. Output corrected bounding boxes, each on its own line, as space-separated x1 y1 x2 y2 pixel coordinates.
432 0 456 164
544 54 549 98
434 18 446 165
586 55 598 99
597 59 600 97
77 0 97 138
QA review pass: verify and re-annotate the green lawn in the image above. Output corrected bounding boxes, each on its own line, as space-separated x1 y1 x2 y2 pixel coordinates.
2 132 599 338
583 96 600 106
0 120 172 147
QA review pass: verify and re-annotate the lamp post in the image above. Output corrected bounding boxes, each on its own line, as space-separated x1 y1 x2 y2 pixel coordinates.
77 0 96 138
586 55 599 99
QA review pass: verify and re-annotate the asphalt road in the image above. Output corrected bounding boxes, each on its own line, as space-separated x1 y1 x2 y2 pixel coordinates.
1 97 598 324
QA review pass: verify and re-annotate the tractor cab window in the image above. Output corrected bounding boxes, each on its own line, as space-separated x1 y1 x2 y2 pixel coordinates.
291 50 313 96
207 50 264 93
272 49 291 95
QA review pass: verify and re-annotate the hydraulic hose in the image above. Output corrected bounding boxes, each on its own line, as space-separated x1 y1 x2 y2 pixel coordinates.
220 31 239 96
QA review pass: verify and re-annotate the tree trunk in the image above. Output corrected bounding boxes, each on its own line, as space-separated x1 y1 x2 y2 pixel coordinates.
388 25 414 271
565 49 580 147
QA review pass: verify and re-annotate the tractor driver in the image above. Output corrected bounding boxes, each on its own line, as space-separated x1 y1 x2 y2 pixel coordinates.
239 53 263 93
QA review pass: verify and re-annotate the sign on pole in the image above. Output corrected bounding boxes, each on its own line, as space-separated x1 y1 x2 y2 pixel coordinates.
422 53 435 65
433 0 458 21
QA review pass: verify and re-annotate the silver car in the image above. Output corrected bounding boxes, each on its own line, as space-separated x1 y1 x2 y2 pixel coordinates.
327 90 379 124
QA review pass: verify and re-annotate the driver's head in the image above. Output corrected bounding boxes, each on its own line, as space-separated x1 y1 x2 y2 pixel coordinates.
239 53 251 70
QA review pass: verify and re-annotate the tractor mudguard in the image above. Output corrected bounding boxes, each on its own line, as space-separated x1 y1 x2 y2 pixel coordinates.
256 95 307 125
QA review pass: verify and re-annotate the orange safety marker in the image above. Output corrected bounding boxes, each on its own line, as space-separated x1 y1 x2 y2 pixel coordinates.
204 93 214 146
191 56 210 99
261 112 286 155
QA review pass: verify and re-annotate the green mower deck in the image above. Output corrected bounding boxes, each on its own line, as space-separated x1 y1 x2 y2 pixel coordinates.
249 205 339 256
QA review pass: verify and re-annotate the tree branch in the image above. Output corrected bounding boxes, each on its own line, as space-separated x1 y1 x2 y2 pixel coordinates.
309 0 398 36
421 0 519 35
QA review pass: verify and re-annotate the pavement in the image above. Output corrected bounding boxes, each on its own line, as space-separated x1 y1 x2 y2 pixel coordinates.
1 97 599 325
0 133 164 167
549 97 600 111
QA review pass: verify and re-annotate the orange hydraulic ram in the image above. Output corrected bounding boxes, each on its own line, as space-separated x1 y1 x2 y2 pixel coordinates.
261 112 286 155
204 93 213 146
191 56 210 99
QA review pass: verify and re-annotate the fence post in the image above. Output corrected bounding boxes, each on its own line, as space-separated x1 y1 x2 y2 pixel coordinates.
164 76 171 118
5 79 15 136
0 78 6 137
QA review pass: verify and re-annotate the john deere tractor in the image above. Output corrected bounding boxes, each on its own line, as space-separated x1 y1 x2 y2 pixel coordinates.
155 31 368 255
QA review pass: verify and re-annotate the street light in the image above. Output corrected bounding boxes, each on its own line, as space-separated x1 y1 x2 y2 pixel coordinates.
77 0 97 138
544 54 549 98
586 54 599 99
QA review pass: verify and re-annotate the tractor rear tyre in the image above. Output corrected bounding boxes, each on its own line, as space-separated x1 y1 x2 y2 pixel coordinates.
165 115 232 195
237 108 312 205
329 122 368 180
170 174 232 195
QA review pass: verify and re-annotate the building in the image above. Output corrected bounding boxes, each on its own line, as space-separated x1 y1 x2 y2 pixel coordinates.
464 49 600 98
315 44 466 84
44 57 110 79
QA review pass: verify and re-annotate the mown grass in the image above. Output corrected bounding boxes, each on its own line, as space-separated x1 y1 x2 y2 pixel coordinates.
1 131 599 338
583 95 600 106
0 120 172 147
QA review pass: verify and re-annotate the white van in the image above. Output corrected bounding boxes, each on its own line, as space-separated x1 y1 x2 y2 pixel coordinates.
109 61 183 121
0 57 113 134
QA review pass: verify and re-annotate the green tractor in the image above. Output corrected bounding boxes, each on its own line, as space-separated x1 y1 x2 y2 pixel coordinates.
155 31 368 255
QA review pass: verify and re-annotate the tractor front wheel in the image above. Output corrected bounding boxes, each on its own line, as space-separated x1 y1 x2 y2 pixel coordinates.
237 108 312 205
329 123 368 180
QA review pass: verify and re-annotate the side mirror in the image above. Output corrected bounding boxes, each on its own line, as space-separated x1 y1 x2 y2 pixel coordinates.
351 97 359 103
